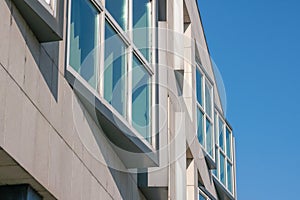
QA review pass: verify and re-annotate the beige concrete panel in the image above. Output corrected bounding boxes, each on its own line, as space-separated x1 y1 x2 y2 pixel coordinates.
3 74 23 161
48 130 73 200
8 2 27 87
70 153 83 200
0 67 8 146
0 0 11 68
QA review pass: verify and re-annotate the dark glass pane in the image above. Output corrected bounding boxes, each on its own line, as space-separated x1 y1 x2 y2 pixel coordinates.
199 193 206 200
132 56 151 142
104 21 127 116
219 119 224 150
205 82 212 117
196 69 203 106
226 127 232 159
133 0 151 61
106 0 127 30
197 108 204 146
69 0 98 88
220 153 225 185
227 162 233 193
206 119 213 157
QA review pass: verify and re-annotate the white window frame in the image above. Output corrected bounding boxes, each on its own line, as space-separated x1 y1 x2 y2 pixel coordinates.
38 0 57 16
195 63 215 160
198 188 210 200
213 110 235 196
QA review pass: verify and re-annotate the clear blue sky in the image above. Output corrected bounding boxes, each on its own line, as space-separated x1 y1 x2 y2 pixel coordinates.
197 0 300 199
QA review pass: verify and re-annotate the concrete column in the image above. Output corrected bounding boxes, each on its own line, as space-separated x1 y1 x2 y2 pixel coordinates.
186 159 198 200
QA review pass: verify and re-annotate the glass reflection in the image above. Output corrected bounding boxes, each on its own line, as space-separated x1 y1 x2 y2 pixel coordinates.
69 0 99 89
132 55 151 142
104 21 127 116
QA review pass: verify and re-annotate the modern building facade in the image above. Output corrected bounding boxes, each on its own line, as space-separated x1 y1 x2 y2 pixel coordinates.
0 0 236 199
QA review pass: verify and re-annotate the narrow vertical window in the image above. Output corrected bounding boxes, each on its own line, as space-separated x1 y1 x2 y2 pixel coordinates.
227 162 233 193
196 68 203 106
219 119 225 150
132 56 151 142
197 108 204 146
220 153 225 185
133 0 151 61
106 0 127 30
104 21 127 116
206 119 213 157
205 82 212 118
226 127 232 159
69 0 99 89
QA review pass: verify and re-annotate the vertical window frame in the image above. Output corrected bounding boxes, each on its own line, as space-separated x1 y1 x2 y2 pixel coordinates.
213 109 235 196
195 64 215 160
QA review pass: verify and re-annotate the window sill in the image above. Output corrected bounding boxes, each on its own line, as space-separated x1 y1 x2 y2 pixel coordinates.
65 68 159 168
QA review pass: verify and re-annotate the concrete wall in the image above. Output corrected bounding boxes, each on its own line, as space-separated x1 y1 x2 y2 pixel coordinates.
0 0 146 199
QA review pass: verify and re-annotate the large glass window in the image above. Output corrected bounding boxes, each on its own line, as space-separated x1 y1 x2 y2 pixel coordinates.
69 0 99 89
214 111 235 195
104 21 127 116
68 0 154 146
133 0 151 61
132 55 151 142
106 0 127 30
196 66 214 160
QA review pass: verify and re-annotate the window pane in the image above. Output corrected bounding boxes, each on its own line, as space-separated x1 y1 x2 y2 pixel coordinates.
106 0 127 30
133 0 151 61
226 127 232 159
227 162 233 193
132 56 151 142
206 119 213 157
219 119 224 150
205 82 212 118
104 21 127 116
220 153 225 185
196 68 203 106
197 108 204 146
69 0 98 89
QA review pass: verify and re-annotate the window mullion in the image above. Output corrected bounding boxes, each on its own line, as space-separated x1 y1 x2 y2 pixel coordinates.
99 11 105 96
127 49 133 124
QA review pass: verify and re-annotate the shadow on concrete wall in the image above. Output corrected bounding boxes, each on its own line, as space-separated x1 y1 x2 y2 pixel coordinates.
7 0 59 102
